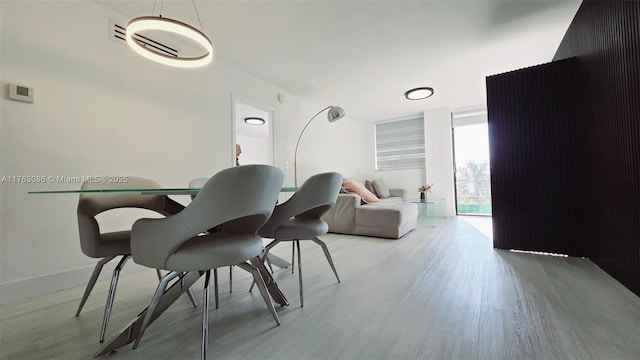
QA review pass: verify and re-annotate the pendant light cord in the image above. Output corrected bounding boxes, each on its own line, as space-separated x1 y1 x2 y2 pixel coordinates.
151 0 203 31
151 0 164 17
192 0 205 32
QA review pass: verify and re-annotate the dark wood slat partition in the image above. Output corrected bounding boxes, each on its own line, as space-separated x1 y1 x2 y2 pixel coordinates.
487 58 587 257
486 1 639 296
553 0 640 297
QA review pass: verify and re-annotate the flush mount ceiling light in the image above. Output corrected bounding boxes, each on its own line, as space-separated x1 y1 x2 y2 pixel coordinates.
244 117 265 125
126 1 213 68
405 87 435 100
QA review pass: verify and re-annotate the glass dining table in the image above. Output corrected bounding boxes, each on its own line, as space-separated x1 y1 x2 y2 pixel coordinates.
29 186 297 357
28 186 299 195
29 186 297 270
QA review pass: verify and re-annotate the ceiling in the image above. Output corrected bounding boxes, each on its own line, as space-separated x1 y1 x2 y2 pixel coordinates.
96 0 582 123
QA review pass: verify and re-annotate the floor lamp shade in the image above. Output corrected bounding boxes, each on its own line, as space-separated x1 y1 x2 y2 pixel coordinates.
294 106 346 186
327 106 346 123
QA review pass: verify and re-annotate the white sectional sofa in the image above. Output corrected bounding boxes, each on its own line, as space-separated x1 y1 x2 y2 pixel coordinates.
321 188 418 239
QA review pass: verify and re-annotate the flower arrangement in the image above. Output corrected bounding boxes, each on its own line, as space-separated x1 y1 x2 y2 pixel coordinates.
418 183 433 193
419 183 433 200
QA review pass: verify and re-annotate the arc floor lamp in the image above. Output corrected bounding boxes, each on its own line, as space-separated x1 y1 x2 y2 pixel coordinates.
294 105 346 187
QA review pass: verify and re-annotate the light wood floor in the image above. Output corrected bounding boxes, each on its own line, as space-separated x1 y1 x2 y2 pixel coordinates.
2 217 639 359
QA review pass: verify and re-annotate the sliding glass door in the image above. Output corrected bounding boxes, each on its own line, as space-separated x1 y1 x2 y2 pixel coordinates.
452 109 492 216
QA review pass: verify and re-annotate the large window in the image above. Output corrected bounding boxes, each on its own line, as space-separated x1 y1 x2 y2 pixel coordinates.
375 115 425 170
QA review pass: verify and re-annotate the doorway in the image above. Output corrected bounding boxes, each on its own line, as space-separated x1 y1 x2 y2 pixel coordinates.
451 108 492 216
232 95 274 167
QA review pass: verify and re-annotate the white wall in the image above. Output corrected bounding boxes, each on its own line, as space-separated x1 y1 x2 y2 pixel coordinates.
292 107 364 186
0 1 366 303
423 107 456 217
236 134 271 165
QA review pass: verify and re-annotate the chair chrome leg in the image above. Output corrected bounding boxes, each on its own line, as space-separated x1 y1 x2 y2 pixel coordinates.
249 240 281 292
246 258 271 292
262 240 281 274
213 268 219 309
155 269 162 281
237 262 280 326
263 240 281 263
296 240 303 307
247 256 275 295
182 273 198 308
201 270 211 360
100 255 130 342
311 237 341 283
76 256 116 317
265 256 274 273
291 241 295 274
133 271 180 349
229 266 233 293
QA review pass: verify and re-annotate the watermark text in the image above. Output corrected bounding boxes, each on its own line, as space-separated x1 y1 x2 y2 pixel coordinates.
1 175 130 184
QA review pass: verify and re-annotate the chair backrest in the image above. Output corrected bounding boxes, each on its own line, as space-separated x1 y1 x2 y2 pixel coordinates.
77 177 168 257
77 177 168 216
130 165 284 269
181 165 284 234
258 172 342 238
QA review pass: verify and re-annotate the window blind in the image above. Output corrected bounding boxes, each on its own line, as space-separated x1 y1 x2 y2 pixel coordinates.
375 116 425 170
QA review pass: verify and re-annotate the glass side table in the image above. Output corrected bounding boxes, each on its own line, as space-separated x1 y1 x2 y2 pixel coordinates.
408 196 445 227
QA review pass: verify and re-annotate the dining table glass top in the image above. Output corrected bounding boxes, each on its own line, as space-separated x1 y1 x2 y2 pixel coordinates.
28 186 299 195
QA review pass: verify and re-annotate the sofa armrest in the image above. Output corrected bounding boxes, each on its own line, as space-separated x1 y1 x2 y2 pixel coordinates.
389 188 406 201
336 193 362 207
321 193 361 234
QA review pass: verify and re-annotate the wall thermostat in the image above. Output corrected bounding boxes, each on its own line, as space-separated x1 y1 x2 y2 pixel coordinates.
9 83 34 103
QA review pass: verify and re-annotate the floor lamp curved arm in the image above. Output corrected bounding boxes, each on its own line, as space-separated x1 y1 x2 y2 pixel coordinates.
294 105 345 187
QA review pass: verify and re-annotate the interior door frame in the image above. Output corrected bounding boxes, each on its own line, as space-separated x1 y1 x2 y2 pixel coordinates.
231 93 275 167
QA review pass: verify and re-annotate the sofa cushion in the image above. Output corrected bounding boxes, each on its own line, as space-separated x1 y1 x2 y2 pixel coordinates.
372 178 391 198
364 180 378 197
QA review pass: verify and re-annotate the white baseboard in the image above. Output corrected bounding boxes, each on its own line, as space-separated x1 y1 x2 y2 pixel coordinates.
0 261 146 304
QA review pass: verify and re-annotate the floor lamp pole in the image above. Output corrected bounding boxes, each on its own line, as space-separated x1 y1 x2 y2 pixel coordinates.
294 106 332 187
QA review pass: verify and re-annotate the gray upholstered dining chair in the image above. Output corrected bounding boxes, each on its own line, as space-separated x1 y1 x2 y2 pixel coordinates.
130 165 284 359
257 172 343 307
75 176 196 343
189 177 234 309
